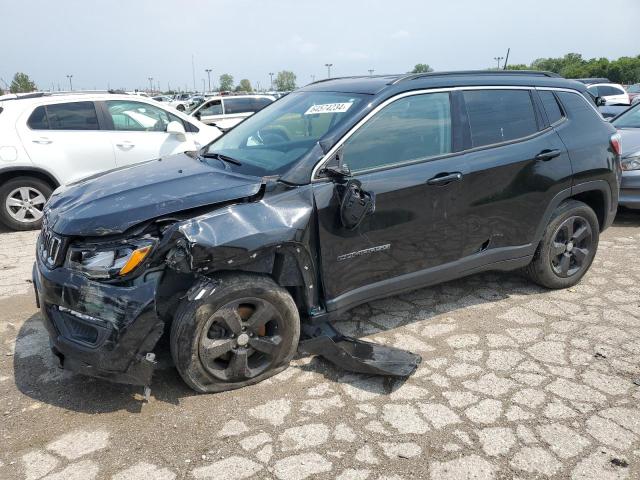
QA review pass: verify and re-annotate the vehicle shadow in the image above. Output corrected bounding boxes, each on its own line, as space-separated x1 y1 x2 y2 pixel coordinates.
12 209 635 412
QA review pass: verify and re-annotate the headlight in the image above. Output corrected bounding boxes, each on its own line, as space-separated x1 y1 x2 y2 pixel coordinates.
621 154 640 171
66 239 155 279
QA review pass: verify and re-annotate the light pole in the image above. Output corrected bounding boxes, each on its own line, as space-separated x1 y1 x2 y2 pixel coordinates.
202 79 205 93
368 69 374 76
325 63 333 78
66 75 73 91
310 75 315 83
493 57 504 69
269 72 274 90
148 76 153 93
205 69 212 92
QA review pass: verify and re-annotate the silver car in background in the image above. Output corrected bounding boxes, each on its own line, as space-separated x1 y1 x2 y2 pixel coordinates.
611 102 640 209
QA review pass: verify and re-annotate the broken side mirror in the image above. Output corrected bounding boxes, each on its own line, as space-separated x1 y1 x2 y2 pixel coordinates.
321 149 352 179
340 179 375 230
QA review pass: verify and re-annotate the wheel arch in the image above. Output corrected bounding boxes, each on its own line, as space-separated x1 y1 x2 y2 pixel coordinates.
0 166 61 190
534 181 612 248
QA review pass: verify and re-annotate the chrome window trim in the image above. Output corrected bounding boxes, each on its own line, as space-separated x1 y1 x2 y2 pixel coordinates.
311 85 580 181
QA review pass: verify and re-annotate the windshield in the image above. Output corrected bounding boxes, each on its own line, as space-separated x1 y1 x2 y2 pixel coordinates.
612 103 640 128
204 91 368 176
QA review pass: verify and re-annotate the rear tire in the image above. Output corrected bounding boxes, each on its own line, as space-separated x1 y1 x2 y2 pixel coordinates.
0 177 52 231
524 200 599 289
170 273 300 393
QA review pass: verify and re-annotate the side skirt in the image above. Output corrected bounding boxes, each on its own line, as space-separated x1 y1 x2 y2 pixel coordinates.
310 245 534 324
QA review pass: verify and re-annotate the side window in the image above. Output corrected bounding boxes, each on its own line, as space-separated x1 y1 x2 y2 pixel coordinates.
200 100 223 116
463 90 538 147
587 85 599 97
46 102 99 130
105 101 182 131
341 92 452 172
599 85 624 96
27 106 49 129
253 97 273 111
539 91 564 125
556 91 603 126
224 98 255 114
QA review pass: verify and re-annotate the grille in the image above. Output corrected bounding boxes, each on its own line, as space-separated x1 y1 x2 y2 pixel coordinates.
40 219 66 268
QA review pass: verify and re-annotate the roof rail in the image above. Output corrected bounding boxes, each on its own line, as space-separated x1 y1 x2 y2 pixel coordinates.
308 74 394 86
390 70 562 85
574 78 610 85
0 89 129 101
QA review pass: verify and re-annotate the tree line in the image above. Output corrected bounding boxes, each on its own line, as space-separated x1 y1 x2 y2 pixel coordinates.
4 54 639 96
506 53 640 84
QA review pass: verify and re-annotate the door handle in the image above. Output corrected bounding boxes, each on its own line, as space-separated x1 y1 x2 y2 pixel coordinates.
535 149 561 161
115 141 135 149
32 138 52 145
427 172 463 186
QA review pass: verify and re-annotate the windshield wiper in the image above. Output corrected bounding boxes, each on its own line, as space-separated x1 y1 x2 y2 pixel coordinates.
201 152 242 166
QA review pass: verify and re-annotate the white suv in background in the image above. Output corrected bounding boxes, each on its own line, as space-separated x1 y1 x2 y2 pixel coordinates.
0 92 221 230
587 83 630 105
190 95 275 130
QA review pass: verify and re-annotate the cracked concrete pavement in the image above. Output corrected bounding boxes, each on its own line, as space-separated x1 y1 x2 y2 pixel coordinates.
1 212 640 479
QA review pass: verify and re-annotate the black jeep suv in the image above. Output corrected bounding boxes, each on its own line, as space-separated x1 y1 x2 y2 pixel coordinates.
33 71 621 393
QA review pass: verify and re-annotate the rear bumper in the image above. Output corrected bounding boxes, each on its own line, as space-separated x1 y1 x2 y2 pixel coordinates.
32 253 164 386
619 170 640 209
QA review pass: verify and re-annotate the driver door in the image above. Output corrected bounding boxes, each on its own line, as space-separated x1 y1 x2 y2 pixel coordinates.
313 92 466 308
101 100 196 167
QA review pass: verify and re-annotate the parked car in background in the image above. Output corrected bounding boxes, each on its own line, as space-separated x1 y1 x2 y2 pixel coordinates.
151 95 190 112
599 104 630 119
586 83 630 105
0 92 221 230
611 102 640 209
627 84 640 103
190 94 275 130
33 71 620 392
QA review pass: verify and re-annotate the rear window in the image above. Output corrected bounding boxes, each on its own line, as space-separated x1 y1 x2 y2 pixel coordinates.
224 97 256 114
598 85 624 96
46 102 99 130
28 106 50 129
253 97 273 111
463 89 538 148
538 90 564 125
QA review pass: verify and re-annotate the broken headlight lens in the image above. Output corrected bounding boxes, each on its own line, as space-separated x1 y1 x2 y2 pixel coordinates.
66 239 155 279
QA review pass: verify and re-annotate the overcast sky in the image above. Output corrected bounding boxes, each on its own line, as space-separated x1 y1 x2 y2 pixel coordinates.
2 0 638 92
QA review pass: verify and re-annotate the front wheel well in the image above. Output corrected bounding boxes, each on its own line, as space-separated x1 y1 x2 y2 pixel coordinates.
570 190 605 231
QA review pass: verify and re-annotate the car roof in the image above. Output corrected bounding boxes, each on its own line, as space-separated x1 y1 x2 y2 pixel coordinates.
586 82 625 88
0 91 155 105
299 70 589 96
200 94 276 101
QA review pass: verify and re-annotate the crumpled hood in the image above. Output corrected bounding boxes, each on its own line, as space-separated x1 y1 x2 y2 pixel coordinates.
46 153 263 236
618 128 640 157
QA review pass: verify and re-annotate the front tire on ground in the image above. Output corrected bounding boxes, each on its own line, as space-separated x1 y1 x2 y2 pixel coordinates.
0 177 52 231
170 273 300 393
524 200 599 289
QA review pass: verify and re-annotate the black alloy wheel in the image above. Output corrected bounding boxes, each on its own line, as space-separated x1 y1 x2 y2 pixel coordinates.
198 298 285 382
549 216 593 278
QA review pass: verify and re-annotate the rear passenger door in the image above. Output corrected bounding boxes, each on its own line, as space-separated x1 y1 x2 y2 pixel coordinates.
456 88 572 258
17 101 116 184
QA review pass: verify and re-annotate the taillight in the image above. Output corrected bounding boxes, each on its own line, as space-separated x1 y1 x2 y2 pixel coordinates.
610 133 622 156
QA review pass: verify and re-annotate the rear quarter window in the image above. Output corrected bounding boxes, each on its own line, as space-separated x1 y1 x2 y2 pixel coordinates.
224 98 256 114
556 91 605 127
28 106 50 129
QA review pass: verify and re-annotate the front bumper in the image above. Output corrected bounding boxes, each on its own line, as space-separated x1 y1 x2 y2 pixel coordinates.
32 250 164 386
619 170 640 209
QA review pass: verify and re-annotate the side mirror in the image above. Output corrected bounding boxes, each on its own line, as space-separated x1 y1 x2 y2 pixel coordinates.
321 149 352 178
339 179 375 230
166 120 186 139
596 96 607 107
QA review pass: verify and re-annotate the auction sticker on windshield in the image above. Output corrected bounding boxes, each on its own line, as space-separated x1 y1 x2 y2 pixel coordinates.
305 102 353 115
